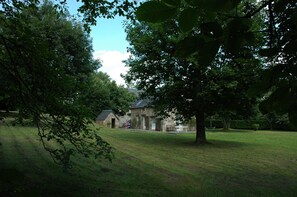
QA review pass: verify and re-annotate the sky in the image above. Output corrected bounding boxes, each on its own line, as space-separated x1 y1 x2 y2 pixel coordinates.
67 1 130 85
91 18 130 86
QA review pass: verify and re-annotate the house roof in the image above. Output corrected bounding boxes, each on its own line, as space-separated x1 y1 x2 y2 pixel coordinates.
128 88 140 97
130 99 151 109
96 110 117 121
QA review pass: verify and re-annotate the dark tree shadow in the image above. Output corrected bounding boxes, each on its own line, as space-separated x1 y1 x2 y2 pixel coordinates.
115 130 253 149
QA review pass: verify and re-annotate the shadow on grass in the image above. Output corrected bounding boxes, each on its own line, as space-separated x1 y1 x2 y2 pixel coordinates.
213 166 297 196
0 168 25 196
0 162 174 197
206 128 255 133
111 130 253 149
178 139 252 149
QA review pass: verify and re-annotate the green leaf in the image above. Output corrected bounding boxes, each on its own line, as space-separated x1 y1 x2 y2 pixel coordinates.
259 99 271 115
269 87 293 114
259 85 295 116
162 0 181 7
200 22 223 38
224 18 253 53
185 0 200 7
198 40 220 66
283 42 295 54
247 82 266 97
211 0 242 11
289 109 297 128
274 0 286 13
243 31 255 43
187 0 241 11
179 8 199 32
175 35 220 66
136 1 177 23
226 18 252 33
175 36 204 57
224 36 242 53
247 65 283 97
259 48 279 57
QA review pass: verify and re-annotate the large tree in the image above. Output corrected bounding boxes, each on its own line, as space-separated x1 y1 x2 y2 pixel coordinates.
0 0 138 167
124 17 261 143
252 0 297 127
135 0 297 128
0 1 113 167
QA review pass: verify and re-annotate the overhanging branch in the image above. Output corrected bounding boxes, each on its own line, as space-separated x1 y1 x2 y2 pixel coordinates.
244 0 275 18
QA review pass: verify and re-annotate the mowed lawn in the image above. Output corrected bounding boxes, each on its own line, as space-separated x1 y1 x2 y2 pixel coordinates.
0 126 297 196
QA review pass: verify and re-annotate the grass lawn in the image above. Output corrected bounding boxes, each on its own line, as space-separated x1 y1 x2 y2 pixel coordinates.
0 125 297 196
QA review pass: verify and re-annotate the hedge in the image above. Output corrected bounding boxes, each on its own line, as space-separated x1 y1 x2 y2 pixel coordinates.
205 119 296 131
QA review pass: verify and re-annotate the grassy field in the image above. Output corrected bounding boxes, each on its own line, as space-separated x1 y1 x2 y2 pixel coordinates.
0 125 297 196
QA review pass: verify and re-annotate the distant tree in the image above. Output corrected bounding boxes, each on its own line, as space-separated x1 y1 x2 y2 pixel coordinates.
107 81 136 116
252 0 297 128
80 71 135 119
213 49 262 130
0 1 112 167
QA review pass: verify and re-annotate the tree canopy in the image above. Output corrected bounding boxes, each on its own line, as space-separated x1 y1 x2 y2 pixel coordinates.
134 0 297 129
252 0 297 127
0 1 113 167
0 0 137 32
124 11 262 143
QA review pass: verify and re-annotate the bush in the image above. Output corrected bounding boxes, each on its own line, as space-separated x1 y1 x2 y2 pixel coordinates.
205 120 223 128
205 119 296 131
252 124 259 131
230 120 269 130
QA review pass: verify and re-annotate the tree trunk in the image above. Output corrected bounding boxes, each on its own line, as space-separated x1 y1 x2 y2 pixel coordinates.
222 117 231 130
268 120 273 130
195 112 207 144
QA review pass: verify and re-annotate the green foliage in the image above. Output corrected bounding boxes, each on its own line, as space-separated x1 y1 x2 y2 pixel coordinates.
162 0 181 7
0 1 113 167
77 0 136 31
125 7 262 142
258 47 279 57
252 123 260 130
248 0 297 126
80 72 135 119
205 116 296 131
201 21 223 39
178 8 199 32
231 120 266 130
136 1 177 23
132 1 261 120
0 0 136 32
224 18 255 54
205 120 223 128
134 0 297 128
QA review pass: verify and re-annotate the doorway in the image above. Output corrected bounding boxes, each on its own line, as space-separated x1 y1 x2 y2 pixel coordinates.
111 118 116 128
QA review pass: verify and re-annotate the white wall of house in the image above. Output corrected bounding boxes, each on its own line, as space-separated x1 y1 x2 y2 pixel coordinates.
96 113 119 128
130 108 176 131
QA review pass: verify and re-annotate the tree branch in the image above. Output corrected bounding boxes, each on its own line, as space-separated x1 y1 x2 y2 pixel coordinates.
244 0 275 18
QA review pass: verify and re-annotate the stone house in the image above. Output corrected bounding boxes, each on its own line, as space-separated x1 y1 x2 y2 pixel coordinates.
130 99 176 131
96 110 119 128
